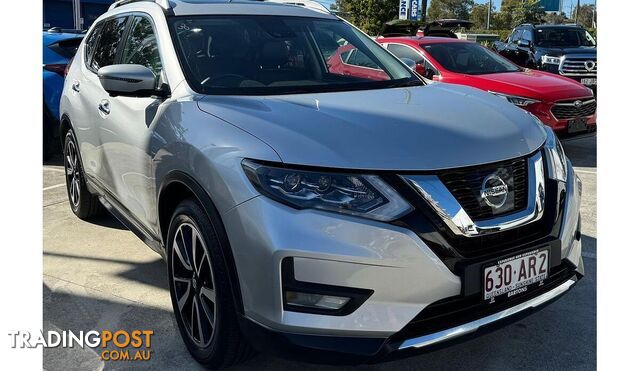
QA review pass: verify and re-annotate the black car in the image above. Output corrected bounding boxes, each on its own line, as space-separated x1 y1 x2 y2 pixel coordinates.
493 24 596 94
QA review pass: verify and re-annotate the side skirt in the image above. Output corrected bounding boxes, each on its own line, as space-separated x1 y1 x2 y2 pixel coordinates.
85 176 165 258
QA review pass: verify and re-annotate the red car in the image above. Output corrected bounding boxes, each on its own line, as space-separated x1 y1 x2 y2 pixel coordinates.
327 44 389 81
377 36 596 134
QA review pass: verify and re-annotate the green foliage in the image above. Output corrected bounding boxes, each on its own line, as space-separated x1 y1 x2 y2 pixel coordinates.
469 3 490 29
427 0 474 21
334 0 399 35
575 4 597 28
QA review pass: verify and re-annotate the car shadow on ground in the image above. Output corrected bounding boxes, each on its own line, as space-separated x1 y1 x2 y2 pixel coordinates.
562 133 596 169
43 284 206 370
44 251 168 291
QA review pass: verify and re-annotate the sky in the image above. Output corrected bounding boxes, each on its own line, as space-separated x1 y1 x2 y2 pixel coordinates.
475 0 596 14
320 0 597 14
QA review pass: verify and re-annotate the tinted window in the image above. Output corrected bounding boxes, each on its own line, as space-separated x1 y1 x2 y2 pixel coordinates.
424 42 520 75
509 29 522 43
169 16 420 95
84 22 103 64
122 17 162 76
49 37 83 59
91 16 128 70
534 28 596 47
346 49 379 69
522 29 533 42
387 44 424 64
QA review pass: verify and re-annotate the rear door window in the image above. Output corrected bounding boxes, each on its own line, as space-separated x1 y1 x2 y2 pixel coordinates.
91 16 129 71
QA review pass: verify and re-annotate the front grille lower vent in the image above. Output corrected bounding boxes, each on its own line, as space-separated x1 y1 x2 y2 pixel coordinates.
437 157 528 220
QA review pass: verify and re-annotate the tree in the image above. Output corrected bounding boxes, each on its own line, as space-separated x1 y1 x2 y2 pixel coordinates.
335 0 398 35
544 11 568 25
426 0 473 21
511 0 545 27
469 3 495 29
576 4 596 28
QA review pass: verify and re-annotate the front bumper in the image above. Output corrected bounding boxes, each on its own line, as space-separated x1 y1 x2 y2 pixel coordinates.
526 101 597 133
221 160 584 362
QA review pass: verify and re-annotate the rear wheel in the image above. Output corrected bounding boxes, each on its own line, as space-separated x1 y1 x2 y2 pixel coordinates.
63 130 103 219
167 199 253 368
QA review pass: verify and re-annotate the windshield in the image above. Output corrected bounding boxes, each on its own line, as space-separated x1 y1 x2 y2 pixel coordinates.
422 42 520 75
534 28 596 47
169 16 422 95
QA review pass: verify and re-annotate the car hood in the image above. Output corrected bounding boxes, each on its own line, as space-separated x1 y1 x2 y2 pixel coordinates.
466 70 593 101
197 84 547 171
536 46 596 56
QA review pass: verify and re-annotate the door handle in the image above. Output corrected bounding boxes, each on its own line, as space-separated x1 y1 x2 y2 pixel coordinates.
72 81 80 92
98 100 111 115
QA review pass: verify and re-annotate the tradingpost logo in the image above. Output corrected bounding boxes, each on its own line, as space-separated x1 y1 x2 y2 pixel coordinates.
8 329 154 362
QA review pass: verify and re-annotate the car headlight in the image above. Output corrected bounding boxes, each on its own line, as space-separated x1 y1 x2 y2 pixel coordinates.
242 160 413 221
542 126 568 182
490 91 540 107
541 55 561 65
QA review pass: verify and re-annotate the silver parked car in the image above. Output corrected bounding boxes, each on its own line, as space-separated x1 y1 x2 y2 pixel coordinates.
60 0 583 368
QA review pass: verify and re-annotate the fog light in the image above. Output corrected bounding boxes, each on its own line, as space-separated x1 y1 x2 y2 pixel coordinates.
285 291 350 310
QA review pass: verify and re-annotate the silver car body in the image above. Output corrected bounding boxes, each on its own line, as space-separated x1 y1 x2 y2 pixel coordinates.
60 0 583 355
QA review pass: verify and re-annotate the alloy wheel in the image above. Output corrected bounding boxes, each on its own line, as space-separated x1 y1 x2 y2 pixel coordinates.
171 222 217 348
64 139 81 208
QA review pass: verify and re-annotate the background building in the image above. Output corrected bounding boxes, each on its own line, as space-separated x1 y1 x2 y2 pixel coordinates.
43 0 112 30
539 0 561 12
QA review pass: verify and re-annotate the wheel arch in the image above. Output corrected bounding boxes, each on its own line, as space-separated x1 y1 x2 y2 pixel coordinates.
158 171 245 315
59 113 72 146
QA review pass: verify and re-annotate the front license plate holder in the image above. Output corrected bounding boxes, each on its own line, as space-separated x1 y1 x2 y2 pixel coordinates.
482 249 549 302
568 118 588 133
580 78 597 86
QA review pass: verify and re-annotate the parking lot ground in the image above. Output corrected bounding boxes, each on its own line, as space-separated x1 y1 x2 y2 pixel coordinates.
43 134 596 371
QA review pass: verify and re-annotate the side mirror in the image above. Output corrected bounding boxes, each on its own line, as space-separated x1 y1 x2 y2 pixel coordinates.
98 64 167 98
517 39 531 48
399 57 417 72
415 63 426 77
424 66 437 80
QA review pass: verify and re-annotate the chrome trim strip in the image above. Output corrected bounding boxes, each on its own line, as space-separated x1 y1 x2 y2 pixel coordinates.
559 55 597 76
398 278 576 350
402 152 545 237
554 98 596 106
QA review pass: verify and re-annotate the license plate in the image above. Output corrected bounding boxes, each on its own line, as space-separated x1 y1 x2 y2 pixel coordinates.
568 118 588 133
580 78 597 86
483 250 548 300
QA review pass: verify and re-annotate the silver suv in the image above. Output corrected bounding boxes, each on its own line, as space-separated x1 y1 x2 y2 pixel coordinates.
60 0 583 367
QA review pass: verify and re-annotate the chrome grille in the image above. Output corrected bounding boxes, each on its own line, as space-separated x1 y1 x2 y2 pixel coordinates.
437 157 528 220
551 99 596 120
559 57 597 76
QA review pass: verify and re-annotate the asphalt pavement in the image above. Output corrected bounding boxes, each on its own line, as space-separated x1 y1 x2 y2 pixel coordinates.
43 134 596 371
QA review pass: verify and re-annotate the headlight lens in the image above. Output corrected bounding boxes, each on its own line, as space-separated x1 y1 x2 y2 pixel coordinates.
490 91 540 107
242 161 413 221
543 126 568 182
541 55 561 65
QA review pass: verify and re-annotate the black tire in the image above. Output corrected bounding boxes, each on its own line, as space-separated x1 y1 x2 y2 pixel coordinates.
167 198 254 369
63 129 103 219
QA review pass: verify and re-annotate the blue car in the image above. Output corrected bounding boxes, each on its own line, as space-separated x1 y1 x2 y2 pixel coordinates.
43 31 84 159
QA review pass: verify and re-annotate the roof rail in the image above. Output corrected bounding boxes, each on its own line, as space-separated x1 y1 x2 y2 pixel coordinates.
109 0 172 11
263 0 331 15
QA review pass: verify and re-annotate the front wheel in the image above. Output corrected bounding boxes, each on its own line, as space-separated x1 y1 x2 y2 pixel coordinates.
167 199 253 368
